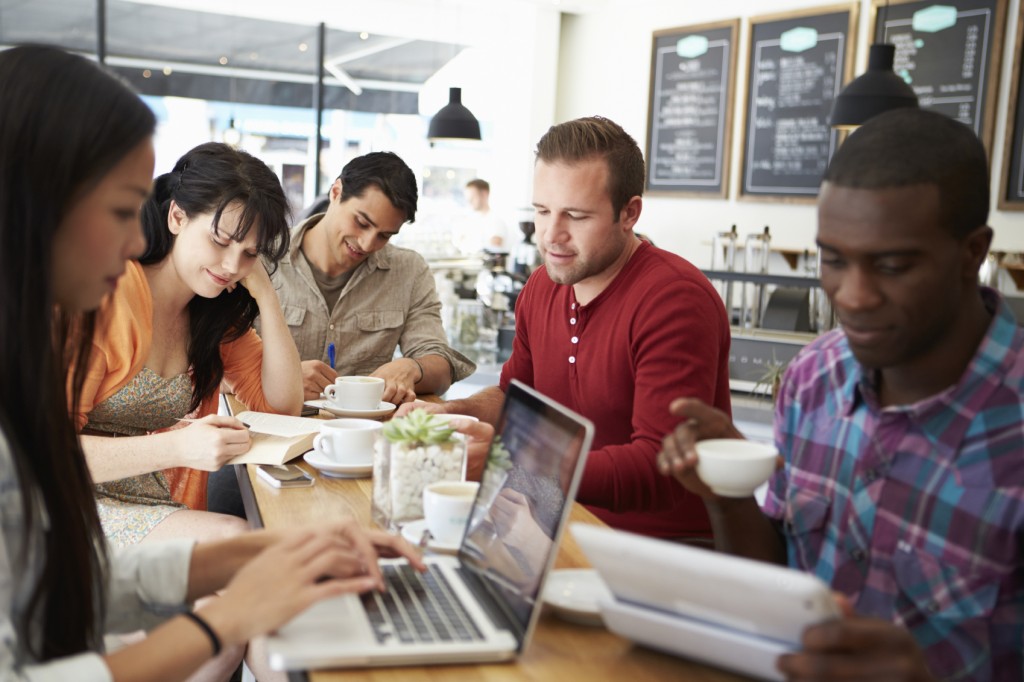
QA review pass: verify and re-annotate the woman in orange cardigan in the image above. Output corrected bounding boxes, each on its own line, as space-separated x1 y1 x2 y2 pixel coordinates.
76 142 303 551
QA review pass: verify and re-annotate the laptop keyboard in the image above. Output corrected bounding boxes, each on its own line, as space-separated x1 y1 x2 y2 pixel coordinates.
361 564 484 645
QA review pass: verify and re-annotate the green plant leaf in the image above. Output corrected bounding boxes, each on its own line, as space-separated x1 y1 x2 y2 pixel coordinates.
382 409 456 448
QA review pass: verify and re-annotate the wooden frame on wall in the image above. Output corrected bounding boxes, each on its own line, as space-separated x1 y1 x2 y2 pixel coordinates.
645 19 740 199
738 3 858 203
998 1 1024 210
870 0 1008 161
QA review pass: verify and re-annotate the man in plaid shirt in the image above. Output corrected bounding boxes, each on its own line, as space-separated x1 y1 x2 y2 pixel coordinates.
659 108 1023 681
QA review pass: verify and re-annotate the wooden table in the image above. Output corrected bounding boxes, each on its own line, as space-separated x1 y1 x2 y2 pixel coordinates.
236 456 752 682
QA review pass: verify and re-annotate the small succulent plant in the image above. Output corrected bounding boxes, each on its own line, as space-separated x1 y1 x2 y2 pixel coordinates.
382 409 456 448
486 435 513 473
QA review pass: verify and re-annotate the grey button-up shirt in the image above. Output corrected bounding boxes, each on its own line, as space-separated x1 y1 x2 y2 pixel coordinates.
268 214 475 383
0 430 193 681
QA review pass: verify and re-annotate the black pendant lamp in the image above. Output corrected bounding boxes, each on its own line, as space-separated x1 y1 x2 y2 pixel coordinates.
830 1 918 129
829 43 918 129
427 87 481 141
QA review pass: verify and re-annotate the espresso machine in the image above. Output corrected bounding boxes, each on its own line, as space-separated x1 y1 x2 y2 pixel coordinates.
510 220 539 278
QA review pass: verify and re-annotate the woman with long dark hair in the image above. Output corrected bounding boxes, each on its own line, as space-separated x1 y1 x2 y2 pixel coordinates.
0 44 420 680
75 141 303 551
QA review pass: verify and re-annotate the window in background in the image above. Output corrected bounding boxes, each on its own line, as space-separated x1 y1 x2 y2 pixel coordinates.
1 0 491 247
0 0 96 54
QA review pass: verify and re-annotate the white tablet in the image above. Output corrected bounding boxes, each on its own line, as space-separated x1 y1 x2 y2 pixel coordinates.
572 523 839 681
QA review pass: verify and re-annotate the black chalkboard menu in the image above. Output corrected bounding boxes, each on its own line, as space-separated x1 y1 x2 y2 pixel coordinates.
999 3 1024 210
740 5 857 201
873 0 1008 156
645 20 739 198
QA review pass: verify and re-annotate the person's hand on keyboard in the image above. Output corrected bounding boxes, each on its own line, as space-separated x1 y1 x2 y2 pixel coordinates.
192 519 424 649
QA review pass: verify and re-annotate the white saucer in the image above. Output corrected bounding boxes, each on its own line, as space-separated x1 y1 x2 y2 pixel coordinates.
303 399 397 419
400 519 460 555
303 450 373 478
542 568 612 627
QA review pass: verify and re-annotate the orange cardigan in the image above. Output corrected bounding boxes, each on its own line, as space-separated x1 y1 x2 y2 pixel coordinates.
76 261 276 510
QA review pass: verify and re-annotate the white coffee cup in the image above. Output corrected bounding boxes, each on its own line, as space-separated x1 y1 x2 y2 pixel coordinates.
423 481 480 546
313 418 381 465
324 375 385 410
695 439 778 498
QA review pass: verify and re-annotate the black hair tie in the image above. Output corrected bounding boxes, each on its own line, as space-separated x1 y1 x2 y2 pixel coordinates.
183 611 222 656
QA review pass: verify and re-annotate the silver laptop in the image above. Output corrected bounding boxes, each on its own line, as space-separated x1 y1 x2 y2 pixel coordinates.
267 379 594 670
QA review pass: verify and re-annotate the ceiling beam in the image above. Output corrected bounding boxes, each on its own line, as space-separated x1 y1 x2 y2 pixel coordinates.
96 53 423 92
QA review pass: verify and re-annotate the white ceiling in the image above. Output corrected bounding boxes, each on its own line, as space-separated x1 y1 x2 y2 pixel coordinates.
0 0 607 111
126 0 608 44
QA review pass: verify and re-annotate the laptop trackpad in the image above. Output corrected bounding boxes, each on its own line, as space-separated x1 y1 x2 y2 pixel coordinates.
276 593 374 643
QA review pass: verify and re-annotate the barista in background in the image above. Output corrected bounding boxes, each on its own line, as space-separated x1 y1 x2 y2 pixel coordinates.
456 178 509 253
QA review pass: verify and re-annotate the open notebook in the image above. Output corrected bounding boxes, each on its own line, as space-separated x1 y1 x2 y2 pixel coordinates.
266 380 595 670
226 411 320 465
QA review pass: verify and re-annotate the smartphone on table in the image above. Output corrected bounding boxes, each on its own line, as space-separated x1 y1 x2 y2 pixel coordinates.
256 464 315 488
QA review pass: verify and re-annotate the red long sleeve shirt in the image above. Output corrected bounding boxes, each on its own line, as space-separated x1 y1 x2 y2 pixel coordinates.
500 241 731 538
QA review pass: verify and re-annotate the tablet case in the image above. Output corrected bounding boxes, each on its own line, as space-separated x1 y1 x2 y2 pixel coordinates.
572 523 839 681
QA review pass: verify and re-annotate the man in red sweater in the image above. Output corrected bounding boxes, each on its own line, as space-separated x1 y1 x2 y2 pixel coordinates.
416 116 731 539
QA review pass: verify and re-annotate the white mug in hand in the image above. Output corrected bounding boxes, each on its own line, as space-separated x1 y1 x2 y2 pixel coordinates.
324 375 385 410
423 481 480 546
313 418 381 465
695 439 778 498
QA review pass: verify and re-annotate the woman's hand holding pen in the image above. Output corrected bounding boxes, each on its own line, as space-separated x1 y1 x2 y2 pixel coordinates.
168 415 251 470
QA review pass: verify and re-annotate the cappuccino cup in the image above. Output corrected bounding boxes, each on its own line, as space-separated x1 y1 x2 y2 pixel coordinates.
324 375 385 410
312 418 381 465
423 481 480 546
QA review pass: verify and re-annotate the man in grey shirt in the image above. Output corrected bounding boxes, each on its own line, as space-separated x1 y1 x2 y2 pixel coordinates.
268 152 474 404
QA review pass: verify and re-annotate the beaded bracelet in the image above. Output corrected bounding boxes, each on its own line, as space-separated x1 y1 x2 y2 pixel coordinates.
183 611 222 656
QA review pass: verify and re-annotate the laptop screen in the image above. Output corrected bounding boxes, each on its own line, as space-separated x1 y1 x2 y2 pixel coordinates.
458 380 592 640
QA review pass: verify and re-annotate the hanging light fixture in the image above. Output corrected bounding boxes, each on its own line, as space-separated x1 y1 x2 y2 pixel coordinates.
223 117 242 147
829 1 918 129
427 87 481 141
223 57 242 147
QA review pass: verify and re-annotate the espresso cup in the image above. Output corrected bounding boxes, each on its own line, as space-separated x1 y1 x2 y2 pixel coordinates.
423 481 480 546
695 439 778 498
312 418 381 465
324 375 385 411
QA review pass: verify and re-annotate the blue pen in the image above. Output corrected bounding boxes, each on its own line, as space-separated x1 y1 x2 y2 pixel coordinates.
327 342 335 369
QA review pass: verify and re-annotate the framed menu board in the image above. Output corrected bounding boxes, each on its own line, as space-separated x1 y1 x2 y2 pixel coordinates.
645 20 739 198
872 0 1008 157
740 5 857 201
998 2 1024 210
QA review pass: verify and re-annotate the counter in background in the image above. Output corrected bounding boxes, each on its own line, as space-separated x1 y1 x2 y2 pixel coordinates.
444 362 502 401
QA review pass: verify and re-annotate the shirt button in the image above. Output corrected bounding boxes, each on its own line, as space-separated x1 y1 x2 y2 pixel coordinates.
570 318 577 325
329 324 335 330
569 356 576 364
571 303 577 310
571 336 579 344
850 548 866 562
